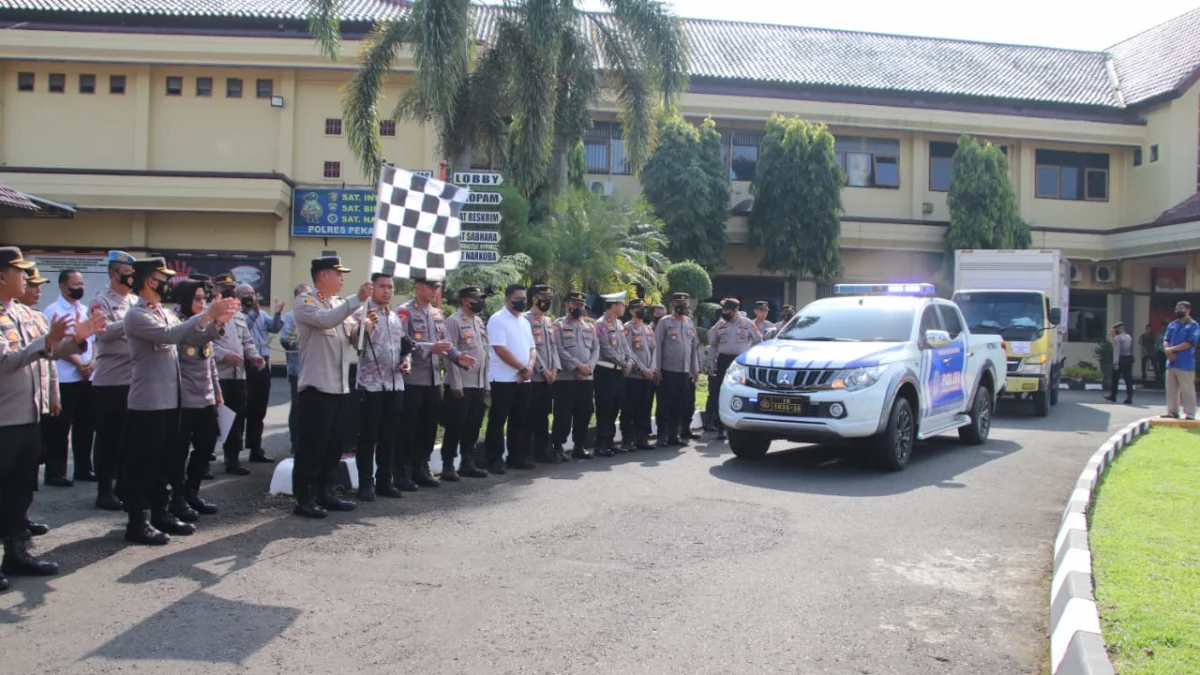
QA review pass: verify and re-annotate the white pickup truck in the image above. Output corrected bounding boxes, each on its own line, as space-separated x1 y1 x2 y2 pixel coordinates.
718 283 1007 471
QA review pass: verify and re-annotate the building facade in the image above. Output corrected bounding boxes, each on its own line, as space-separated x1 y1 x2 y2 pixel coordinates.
2 1 1200 366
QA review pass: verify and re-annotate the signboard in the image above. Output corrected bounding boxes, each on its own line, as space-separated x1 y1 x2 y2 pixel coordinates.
25 253 109 313
461 229 501 265
452 172 503 187
292 188 376 237
463 211 502 225
158 254 272 301
1153 267 1187 293
466 191 503 206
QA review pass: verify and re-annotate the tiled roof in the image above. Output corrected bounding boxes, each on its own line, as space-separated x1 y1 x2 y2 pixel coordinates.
0 182 40 212
0 0 1197 110
1156 191 1200 225
1108 7 1200 105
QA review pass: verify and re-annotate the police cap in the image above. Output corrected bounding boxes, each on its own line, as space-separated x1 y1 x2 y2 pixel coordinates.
531 284 554 296
25 266 49 285
628 298 645 310
132 257 175 277
311 256 351 276
671 292 689 302
566 291 587 303
721 298 740 310
754 301 770 310
107 250 136 265
457 286 484 300
0 246 34 270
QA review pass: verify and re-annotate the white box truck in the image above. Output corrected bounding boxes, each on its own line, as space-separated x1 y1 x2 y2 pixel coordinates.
951 249 1069 417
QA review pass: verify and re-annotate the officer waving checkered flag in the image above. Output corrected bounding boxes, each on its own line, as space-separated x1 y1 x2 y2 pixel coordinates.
369 164 469 281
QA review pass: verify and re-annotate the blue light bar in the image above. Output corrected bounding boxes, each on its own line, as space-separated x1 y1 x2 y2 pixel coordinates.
833 283 937 297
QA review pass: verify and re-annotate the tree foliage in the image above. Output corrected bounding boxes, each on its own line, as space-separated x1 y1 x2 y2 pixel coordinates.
443 253 532 319
945 133 1031 254
641 115 728 270
665 260 713 302
747 115 844 279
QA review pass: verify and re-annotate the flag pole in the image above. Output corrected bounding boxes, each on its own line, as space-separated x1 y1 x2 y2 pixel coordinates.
360 159 393 353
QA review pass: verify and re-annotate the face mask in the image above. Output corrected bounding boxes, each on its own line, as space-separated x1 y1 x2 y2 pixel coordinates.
469 299 485 314
118 273 134 289
782 313 795 322
1177 310 1187 319
536 299 551 312
636 309 648 321
510 299 526 312
674 304 688 315
148 278 171 299
723 311 735 321
220 289 235 299
67 287 84 301
240 296 255 309
569 307 583 319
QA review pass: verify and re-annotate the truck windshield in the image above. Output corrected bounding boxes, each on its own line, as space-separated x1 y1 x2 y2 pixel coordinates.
778 307 914 342
954 292 1045 339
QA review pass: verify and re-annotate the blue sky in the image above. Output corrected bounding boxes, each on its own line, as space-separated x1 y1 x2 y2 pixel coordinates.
572 0 1199 50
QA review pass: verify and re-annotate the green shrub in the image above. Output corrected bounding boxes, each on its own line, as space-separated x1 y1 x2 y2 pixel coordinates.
1064 366 1103 382
665 261 713 301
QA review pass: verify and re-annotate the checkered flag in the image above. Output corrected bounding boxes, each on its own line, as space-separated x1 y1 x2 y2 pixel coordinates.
370 165 469 281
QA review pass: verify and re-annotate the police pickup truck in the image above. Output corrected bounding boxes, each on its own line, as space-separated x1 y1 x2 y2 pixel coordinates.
718 284 1007 471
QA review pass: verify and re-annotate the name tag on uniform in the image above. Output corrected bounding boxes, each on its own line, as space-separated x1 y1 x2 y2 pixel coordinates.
633 336 643 349
609 336 617 346
669 328 679 341
533 326 544 345
463 329 475 345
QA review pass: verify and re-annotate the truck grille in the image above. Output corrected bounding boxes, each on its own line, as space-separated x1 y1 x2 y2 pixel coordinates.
746 366 836 391
1007 359 1021 374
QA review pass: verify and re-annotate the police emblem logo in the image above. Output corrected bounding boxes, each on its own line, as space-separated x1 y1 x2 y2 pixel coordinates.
186 347 197 357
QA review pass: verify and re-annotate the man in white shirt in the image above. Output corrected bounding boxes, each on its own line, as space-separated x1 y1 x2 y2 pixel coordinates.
484 284 537 474
43 268 97 485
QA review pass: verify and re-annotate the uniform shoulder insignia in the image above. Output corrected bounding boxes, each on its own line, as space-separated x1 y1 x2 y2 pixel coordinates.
397 308 409 319
302 296 316 305
431 309 442 319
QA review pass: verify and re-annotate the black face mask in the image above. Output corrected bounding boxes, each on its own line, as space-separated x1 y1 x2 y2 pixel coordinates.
66 287 84 301
118 273 134 289
147 278 171 299
240 296 255 310
637 309 649 321
510 299 526 312
723 311 736 321
536 299 551 312
674 304 688 315
569 307 584 319
220 289 235 299
1177 310 1187 319
469 299 485 314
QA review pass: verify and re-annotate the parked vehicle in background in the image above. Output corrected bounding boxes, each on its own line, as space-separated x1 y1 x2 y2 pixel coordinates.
952 249 1068 418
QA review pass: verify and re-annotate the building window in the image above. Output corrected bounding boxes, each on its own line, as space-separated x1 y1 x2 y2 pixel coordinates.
380 120 396 137
226 78 243 98
324 118 343 136
583 122 633 175
196 77 213 97
165 76 183 96
17 72 34 92
49 73 65 93
1035 150 1109 201
323 161 341 179
1067 290 1108 343
835 135 901 188
79 74 96 94
929 141 955 191
256 79 273 99
109 74 126 95
729 130 763 182
1150 144 1159 162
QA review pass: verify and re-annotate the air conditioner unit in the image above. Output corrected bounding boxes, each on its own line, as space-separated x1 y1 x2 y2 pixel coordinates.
922 202 934 214
1069 264 1083 283
1094 264 1117 284
589 180 613 196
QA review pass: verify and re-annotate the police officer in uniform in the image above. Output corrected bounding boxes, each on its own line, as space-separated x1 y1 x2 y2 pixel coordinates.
752 301 773 335
593 291 632 456
778 304 796 327
292 257 373 518
654 292 700 447
211 273 262 476
524 284 560 463
89 250 138 511
619 298 656 452
552 291 600 459
351 273 410 502
441 286 490 480
18 268 60 490
121 257 233 545
397 278 476 491
708 298 762 441
169 277 224 521
0 247 102 588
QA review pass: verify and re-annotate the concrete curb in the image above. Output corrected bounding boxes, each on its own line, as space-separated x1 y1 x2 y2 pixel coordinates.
1055 383 1143 391
1049 415 1155 675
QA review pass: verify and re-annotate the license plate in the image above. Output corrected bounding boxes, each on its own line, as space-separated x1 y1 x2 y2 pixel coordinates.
758 395 809 416
1010 341 1032 356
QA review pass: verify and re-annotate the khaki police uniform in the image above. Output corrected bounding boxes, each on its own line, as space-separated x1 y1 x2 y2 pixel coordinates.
594 316 633 451
441 309 490 472
619 318 656 448
174 304 223 510
89 283 138 504
292 288 361 504
653 313 700 444
212 310 258 466
352 300 408 496
523 308 561 461
707 315 762 434
398 298 464 483
551 316 600 450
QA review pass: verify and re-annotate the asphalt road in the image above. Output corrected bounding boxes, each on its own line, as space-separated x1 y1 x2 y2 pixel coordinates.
1 381 1161 675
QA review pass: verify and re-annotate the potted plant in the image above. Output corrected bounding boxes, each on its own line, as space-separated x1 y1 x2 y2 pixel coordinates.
1064 362 1103 390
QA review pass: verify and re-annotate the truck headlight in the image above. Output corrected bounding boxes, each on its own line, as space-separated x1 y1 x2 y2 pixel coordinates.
725 362 747 386
1017 353 1049 375
831 364 887 392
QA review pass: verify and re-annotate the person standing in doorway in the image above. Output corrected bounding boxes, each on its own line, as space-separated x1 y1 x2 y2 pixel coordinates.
236 284 282 464
1105 321 1134 405
279 283 311 453
1163 300 1199 420
44 268 96 486
485 284 537 474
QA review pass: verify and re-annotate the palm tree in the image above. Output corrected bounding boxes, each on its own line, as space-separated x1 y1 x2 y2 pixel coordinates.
307 0 688 194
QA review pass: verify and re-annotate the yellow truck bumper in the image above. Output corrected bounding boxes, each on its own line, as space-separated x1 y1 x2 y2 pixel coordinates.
1003 376 1045 393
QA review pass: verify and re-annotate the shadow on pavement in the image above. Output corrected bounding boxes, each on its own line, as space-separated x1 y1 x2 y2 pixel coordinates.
707 437 1022 497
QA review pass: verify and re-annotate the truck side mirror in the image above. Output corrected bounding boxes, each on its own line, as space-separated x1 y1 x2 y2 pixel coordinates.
924 329 951 348
1048 308 1062 326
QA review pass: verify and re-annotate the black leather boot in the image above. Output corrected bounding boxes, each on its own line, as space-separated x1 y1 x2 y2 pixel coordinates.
125 511 170 545
26 521 49 537
412 462 440 488
151 507 196 536
553 443 570 462
394 464 419 492
439 457 460 482
316 484 356 512
595 440 615 458
1 535 59 577
375 480 404 498
95 480 123 511
459 455 488 478
357 477 376 502
572 447 593 459
248 449 275 464
293 484 327 519
224 453 251 476
169 492 200 523
185 488 219 515
635 436 654 451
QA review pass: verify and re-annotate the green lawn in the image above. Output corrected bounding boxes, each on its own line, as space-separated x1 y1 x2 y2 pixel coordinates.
1090 428 1200 675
